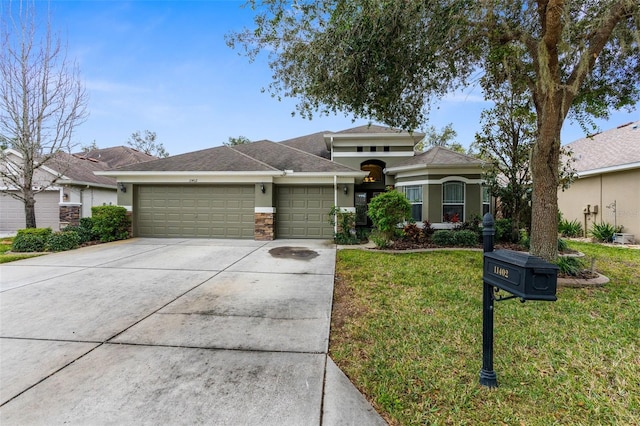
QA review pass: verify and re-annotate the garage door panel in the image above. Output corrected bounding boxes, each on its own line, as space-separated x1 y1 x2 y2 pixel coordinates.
1 191 60 233
276 185 334 239
136 185 254 238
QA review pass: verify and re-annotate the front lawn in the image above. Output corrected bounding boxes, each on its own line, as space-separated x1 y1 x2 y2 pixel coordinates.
0 238 44 264
330 241 639 425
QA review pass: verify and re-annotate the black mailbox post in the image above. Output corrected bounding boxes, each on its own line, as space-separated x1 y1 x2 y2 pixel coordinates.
479 213 559 388
484 250 558 301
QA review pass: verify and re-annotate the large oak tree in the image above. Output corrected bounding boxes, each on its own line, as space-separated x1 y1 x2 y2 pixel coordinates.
228 0 639 260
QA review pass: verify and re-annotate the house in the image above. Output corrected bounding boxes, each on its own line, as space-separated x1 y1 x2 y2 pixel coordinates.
558 121 640 240
97 125 487 240
0 146 155 235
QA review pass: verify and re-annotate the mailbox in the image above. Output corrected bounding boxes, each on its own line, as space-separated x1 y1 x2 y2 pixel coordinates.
484 250 559 301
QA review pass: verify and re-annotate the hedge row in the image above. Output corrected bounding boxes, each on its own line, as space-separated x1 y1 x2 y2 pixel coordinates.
12 206 131 253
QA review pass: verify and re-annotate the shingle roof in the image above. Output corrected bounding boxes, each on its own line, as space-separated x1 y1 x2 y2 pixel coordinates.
564 121 640 172
77 146 157 168
113 144 278 172
232 140 357 173
49 153 117 186
112 140 360 173
391 146 484 169
279 131 330 159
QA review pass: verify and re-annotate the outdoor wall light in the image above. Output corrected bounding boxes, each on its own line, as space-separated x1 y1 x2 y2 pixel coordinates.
260 183 266 194
118 183 127 193
343 185 348 195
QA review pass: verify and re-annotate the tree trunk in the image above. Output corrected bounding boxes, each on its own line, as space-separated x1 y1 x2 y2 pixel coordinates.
530 101 562 261
24 193 37 228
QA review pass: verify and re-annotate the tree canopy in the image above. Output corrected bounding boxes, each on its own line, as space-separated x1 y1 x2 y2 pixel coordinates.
126 130 169 158
224 135 251 146
229 0 640 260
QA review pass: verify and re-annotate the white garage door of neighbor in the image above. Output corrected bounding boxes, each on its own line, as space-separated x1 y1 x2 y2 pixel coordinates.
136 185 255 238
276 186 334 239
0 191 60 234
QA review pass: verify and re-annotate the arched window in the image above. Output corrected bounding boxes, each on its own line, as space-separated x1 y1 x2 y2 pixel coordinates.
360 160 385 183
443 181 464 222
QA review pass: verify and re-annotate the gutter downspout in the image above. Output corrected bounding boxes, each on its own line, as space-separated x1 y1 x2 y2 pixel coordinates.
334 174 338 235
331 136 338 234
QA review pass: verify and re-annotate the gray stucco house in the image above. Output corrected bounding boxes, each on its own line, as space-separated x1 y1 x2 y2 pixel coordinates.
98 125 487 240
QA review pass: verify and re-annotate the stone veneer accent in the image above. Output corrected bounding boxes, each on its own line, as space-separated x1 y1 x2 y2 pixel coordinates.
255 212 275 241
59 205 81 227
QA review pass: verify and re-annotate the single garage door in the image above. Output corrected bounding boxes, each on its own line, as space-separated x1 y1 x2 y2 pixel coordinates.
276 186 334 238
0 190 60 234
136 185 255 238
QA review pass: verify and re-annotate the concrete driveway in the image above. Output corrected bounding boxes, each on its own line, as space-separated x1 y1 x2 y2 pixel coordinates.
0 238 385 425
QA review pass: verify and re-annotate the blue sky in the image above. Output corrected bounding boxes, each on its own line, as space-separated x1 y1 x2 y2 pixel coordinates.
28 1 640 155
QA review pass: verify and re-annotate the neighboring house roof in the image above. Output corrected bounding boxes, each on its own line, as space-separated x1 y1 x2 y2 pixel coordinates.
386 146 484 173
280 131 331 159
110 140 362 174
50 153 117 187
78 146 157 168
564 121 640 176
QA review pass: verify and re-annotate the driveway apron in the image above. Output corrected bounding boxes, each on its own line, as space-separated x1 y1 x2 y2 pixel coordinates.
0 238 385 425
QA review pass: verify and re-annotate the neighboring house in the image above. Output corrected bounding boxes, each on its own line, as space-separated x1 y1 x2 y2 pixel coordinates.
98 125 487 240
0 146 155 234
558 121 640 240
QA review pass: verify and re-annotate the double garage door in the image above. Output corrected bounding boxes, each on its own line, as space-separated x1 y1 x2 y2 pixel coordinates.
135 184 335 239
136 185 255 238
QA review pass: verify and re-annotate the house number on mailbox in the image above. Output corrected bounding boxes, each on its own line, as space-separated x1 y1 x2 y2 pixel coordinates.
493 266 509 278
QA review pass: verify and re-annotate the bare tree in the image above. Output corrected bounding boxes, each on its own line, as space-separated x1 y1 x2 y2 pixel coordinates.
1 1 88 228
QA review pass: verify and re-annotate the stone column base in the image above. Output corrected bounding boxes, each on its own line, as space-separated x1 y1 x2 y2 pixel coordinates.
255 212 275 240
59 204 81 228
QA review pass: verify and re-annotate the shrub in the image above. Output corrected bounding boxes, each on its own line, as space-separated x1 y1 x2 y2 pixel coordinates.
402 223 427 244
556 256 585 276
328 206 359 244
63 217 98 244
519 229 531 249
368 191 411 241
432 230 456 246
422 221 435 240
91 206 131 242
370 230 391 249
558 238 569 252
456 215 482 243
46 231 80 252
355 227 370 242
558 218 583 237
453 230 479 247
589 222 617 243
12 228 53 252
494 218 514 242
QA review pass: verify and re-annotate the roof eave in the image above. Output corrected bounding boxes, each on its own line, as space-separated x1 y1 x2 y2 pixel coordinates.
577 161 640 177
385 163 482 174
95 170 286 177
57 179 116 190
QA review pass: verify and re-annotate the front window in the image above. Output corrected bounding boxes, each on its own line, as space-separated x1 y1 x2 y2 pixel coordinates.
405 185 422 222
443 181 464 222
482 186 490 215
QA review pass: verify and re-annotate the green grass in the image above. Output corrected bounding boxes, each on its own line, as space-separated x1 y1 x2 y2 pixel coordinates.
330 242 640 425
0 237 44 263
